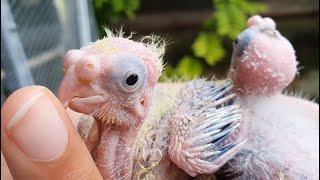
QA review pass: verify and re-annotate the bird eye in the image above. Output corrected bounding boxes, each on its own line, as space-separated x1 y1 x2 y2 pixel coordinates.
122 69 145 91
116 55 147 92
126 74 138 86
234 37 239 44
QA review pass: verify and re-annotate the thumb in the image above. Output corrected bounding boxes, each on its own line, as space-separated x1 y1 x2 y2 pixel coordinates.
1 86 102 180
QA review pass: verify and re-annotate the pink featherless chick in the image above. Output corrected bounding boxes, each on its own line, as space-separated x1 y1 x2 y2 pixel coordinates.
58 15 319 180
59 27 244 179
58 29 244 179
212 15 319 180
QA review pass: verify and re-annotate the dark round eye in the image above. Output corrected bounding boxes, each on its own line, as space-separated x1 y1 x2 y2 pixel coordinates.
234 38 238 44
126 74 138 86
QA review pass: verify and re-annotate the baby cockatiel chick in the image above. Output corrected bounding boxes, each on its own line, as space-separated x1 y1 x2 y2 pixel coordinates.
58 30 244 179
58 31 166 179
216 15 319 179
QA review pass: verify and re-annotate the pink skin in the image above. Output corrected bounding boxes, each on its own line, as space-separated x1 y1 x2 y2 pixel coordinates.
58 37 162 179
230 16 297 96
57 15 318 179
225 15 319 179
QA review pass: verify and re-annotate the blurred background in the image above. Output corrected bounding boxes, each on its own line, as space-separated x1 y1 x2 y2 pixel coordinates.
1 0 319 106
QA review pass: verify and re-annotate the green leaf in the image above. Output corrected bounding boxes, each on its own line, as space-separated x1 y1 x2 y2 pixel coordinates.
203 14 216 30
215 3 231 36
176 56 203 80
92 0 141 38
93 0 106 9
190 0 267 67
227 3 247 39
234 0 268 15
192 32 225 65
111 0 124 12
126 0 140 10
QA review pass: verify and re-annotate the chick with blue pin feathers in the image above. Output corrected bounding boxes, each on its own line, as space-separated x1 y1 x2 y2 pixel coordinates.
58 15 319 179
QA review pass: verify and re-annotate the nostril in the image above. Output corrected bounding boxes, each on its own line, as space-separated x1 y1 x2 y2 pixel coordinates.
140 99 145 106
75 55 101 83
87 64 93 69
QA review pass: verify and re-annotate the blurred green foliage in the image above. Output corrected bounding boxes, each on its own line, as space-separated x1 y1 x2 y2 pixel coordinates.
161 0 267 81
92 0 140 36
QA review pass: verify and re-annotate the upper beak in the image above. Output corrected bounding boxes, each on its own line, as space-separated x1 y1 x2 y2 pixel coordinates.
58 71 80 108
58 71 105 112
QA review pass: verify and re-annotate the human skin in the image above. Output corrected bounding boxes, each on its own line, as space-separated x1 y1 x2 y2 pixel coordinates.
1 86 103 180
0 83 180 180
1 15 319 180
1 82 235 180
1 85 318 180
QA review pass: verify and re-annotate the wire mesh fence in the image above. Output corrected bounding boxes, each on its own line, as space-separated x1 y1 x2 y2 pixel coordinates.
1 0 98 106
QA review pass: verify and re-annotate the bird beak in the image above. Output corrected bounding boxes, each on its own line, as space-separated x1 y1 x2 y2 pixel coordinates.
58 70 105 114
58 71 80 108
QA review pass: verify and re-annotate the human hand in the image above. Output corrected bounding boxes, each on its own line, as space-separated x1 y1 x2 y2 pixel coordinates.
1 86 103 180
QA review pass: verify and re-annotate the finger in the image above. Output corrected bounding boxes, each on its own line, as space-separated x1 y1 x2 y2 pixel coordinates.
1 86 102 180
1 151 13 180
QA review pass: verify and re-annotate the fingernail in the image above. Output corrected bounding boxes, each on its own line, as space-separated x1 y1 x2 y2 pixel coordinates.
6 92 68 162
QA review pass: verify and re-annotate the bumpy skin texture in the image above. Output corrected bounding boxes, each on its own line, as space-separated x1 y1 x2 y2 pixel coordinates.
59 15 319 180
59 31 244 179
219 15 319 180
230 16 297 96
58 31 165 179
59 30 245 179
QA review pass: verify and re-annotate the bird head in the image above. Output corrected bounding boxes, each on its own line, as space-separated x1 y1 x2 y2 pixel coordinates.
230 15 298 96
58 30 165 127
